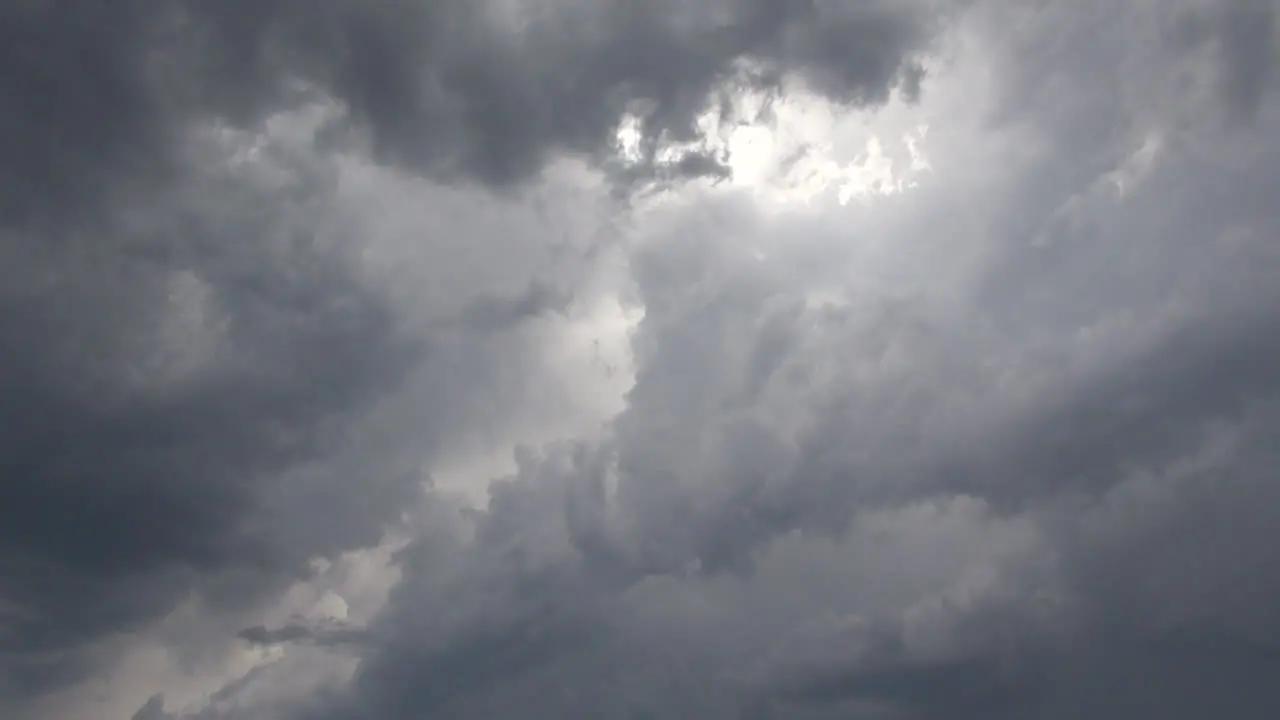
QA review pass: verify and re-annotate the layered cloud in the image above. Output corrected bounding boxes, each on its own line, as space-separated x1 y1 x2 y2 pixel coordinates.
1 1 1278 719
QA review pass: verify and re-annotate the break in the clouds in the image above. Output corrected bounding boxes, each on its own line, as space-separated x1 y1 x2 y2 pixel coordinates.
1 0 1278 719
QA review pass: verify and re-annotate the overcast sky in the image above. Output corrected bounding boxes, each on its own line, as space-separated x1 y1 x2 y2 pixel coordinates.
2 1 1279 718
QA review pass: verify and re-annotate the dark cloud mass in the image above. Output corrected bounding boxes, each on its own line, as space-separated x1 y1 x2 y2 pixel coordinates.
0 0 932 708
2 0 1280 719
2 0 932 229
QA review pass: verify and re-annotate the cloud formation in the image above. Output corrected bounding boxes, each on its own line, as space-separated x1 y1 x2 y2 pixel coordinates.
2 0 1279 719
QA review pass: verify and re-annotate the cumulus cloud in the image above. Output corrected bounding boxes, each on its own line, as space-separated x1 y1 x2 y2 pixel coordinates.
3 0 1280 719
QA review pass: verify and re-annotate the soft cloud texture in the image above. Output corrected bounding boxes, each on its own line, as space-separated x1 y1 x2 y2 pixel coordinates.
2 0 1279 719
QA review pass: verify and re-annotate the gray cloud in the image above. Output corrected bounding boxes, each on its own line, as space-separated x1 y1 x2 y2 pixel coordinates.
1212 0 1276 124
1 0 937 711
5 0 1280 719
266 2 1280 717
0 129 418 695
2 0 934 230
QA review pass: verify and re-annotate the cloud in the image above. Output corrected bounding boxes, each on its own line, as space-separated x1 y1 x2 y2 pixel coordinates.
1 0 935 713
0 107 417 698
4 0 1280 719
1 0 935 232
277 2 1280 717
1209 0 1276 123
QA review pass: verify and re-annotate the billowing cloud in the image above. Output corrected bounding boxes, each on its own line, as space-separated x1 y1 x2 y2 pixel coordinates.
2 0 1279 719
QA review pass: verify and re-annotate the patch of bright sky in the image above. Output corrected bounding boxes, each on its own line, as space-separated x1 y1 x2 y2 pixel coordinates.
617 71 938 211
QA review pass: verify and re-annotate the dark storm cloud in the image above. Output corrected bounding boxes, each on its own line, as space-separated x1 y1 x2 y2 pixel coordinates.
1212 0 1276 123
0 151 419 694
756 621 1280 719
1 0 934 230
132 694 167 720
7 0 1280 718
1 0 938 709
286 0 930 185
0 120 597 705
231 1 1280 717
0 1 170 228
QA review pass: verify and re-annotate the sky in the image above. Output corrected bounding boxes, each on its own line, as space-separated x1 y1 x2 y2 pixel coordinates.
1 1 1279 718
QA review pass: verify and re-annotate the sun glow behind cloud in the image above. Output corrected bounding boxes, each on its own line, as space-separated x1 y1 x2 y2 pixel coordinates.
615 77 937 210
